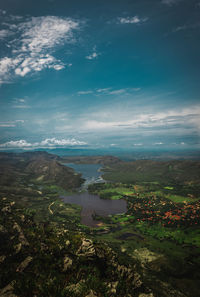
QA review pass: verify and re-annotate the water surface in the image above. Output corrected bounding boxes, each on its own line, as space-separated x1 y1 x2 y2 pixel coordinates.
61 163 127 227
61 192 127 227
64 163 104 188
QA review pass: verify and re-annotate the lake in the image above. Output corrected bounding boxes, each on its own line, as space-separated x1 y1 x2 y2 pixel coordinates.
61 163 127 227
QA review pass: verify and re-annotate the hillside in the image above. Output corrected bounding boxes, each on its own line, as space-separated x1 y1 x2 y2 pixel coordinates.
0 151 83 190
59 155 121 166
102 160 200 185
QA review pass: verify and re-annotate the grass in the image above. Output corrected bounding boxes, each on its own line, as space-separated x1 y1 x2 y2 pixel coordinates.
164 186 174 190
165 194 199 203
98 186 134 199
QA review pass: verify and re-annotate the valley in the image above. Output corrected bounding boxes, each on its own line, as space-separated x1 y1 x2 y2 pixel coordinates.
0 151 200 297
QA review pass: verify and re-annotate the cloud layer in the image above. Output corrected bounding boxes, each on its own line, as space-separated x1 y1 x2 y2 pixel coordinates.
0 138 87 148
0 15 80 83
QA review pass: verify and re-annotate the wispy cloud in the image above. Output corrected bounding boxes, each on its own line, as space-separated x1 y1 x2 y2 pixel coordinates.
77 90 93 95
86 52 99 60
0 120 25 127
86 46 100 60
0 137 87 148
17 98 26 103
118 16 147 24
81 105 200 133
0 9 6 15
12 105 30 109
0 29 11 39
0 124 16 127
173 23 200 33
0 15 80 84
77 87 140 96
108 89 127 95
96 88 112 93
11 97 30 108
161 0 182 5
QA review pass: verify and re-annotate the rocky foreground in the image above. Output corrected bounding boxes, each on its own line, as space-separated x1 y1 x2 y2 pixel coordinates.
0 197 149 297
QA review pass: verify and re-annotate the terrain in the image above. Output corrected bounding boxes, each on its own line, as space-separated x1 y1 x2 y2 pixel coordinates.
0 152 200 297
59 155 121 166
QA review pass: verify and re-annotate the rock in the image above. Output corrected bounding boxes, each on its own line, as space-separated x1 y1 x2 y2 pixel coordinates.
0 280 17 297
133 248 159 264
13 223 29 246
16 256 33 273
107 281 118 294
40 242 48 251
1 206 11 213
20 215 25 222
63 256 72 271
65 280 85 294
0 224 7 233
0 255 6 263
155 280 187 297
132 272 142 288
121 247 126 253
14 243 22 254
65 240 70 247
139 293 154 297
77 238 95 258
85 290 98 297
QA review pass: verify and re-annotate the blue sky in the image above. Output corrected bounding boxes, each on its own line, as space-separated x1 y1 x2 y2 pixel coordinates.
0 0 200 150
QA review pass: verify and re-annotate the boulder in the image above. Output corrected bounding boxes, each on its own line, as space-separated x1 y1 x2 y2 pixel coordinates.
0 281 17 297
85 290 98 297
77 238 95 258
16 256 33 273
63 256 72 271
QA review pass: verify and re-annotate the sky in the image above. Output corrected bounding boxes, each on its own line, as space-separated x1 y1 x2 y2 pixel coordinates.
0 0 200 150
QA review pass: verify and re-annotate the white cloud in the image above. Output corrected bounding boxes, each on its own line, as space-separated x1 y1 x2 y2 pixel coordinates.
40 137 87 146
86 46 100 60
118 16 147 24
0 15 80 83
86 52 99 60
19 16 78 53
12 105 30 109
173 23 200 33
77 87 140 96
0 120 25 127
108 89 126 95
78 90 93 95
0 137 87 148
15 120 25 123
18 98 26 103
0 57 22 82
50 64 65 70
81 105 200 132
0 140 32 147
96 88 112 93
0 29 10 39
0 9 6 15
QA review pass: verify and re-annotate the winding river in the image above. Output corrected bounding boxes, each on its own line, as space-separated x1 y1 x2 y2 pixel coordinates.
61 163 127 227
